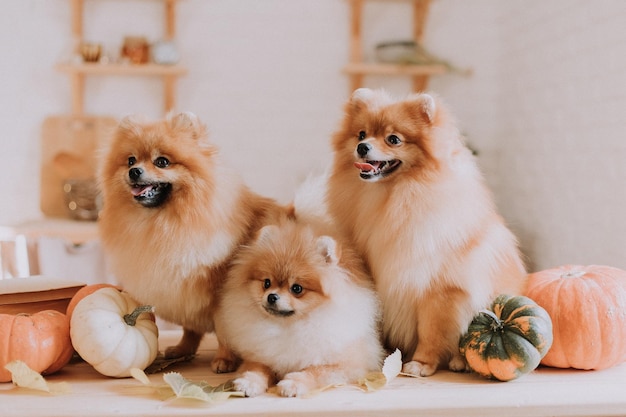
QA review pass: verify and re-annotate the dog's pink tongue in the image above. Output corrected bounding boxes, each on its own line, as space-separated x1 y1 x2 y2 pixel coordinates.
131 185 153 196
354 162 375 172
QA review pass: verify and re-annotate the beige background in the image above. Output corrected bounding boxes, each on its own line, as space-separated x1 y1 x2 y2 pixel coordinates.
1 0 625 272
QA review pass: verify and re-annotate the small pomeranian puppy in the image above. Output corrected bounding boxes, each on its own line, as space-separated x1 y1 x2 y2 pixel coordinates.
327 88 527 377
212 215 385 397
98 112 285 363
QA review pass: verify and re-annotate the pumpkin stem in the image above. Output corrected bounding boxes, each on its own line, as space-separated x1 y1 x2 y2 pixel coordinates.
480 309 504 332
123 305 154 326
562 270 586 279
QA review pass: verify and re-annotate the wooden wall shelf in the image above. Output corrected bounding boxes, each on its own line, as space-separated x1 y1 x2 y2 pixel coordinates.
344 0 444 93
343 62 448 77
56 63 187 77
59 0 186 115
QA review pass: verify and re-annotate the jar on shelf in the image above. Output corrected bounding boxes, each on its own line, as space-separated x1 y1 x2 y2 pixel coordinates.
121 36 149 64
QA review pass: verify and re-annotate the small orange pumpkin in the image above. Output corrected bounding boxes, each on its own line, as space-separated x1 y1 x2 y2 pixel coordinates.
0 310 74 382
526 264 626 370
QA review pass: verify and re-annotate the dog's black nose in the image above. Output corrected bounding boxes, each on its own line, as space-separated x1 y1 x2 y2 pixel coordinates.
357 142 372 157
129 167 143 182
267 293 279 305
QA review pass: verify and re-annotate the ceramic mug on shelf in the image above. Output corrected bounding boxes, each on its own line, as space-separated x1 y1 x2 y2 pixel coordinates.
121 36 150 64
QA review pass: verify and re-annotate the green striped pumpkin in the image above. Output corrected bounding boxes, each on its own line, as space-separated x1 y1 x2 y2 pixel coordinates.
459 294 553 381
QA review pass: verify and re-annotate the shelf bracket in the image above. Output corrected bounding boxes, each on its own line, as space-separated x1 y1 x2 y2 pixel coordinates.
70 73 85 115
165 0 176 40
348 0 364 93
412 0 431 92
61 0 183 116
345 0 435 94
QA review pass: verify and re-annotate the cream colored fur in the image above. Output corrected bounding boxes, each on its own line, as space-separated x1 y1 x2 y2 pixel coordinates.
327 88 527 376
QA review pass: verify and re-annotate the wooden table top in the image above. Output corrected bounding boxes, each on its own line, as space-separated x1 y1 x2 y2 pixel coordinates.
1 330 625 417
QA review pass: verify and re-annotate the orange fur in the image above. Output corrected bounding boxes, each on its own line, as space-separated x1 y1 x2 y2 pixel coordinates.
213 217 384 397
98 112 286 361
327 88 527 376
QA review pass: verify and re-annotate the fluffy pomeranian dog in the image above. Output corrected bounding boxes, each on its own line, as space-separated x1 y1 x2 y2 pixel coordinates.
327 88 527 377
212 214 385 397
98 112 286 363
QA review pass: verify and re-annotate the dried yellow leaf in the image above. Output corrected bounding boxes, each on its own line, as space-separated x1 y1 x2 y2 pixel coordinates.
4 360 71 395
358 371 387 391
162 372 244 403
129 367 175 400
382 349 402 382
130 367 152 385
357 349 403 392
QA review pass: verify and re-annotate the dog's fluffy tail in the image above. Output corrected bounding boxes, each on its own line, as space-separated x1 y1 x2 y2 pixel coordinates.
292 169 331 229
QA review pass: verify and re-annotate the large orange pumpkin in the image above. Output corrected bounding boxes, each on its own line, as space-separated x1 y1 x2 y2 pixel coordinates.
526 264 626 370
0 310 74 382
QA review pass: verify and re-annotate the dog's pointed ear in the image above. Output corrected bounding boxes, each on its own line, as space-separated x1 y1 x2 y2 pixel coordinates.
409 93 437 124
349 88 392 112
351 88 376 104
167 111 208 141
119 115 138 129
118 115 144 137
168 111 198 129
256 225 279 246
316 235 340 265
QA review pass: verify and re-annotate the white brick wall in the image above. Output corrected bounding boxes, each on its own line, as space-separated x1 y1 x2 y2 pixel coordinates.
2 0 626 273
491 0 626 270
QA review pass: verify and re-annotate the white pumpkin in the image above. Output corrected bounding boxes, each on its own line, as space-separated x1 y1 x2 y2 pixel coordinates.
70 287 158 377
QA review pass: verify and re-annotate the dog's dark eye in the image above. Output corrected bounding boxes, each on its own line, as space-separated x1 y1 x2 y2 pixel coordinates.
290 284 303 295
386 134 402 146
358 131 366 141
263 278 271 289
128 156 136 167
154 156 170 168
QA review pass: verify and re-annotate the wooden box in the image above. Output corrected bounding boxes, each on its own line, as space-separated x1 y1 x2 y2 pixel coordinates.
41 115 118 219
0 275 85 315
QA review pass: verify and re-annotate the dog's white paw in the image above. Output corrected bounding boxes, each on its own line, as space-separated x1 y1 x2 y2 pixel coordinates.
277 378 309 398
402 360 437 377
233 372 268 397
